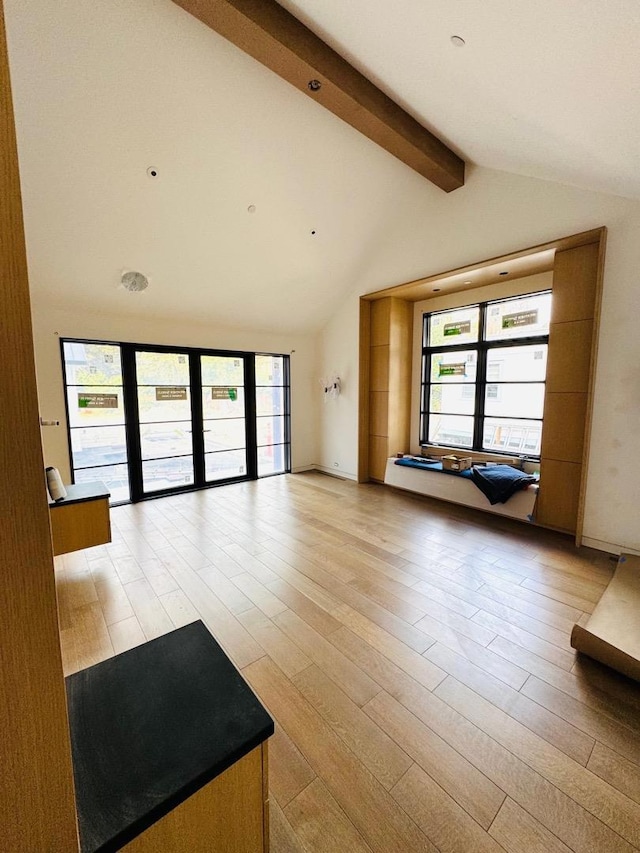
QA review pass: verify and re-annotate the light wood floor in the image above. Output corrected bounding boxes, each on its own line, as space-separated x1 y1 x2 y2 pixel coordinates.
56 472 640 853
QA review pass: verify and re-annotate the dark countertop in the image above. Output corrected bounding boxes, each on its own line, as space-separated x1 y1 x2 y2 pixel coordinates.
66 621 274 853
49 481 110 508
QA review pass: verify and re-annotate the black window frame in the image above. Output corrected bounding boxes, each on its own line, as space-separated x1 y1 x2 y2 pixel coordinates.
420 291 551 459
255 352 292 478
60 337 291 505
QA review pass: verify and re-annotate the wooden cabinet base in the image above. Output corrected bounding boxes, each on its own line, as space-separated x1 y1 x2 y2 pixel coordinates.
49 483 111 556
123 745 268 853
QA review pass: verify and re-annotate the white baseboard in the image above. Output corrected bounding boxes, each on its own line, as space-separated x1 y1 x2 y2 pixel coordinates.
581 536 640 557
312 465 357 481
290 464 357 481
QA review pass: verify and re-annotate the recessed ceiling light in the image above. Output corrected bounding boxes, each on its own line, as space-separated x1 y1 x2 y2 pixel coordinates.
450 35 466 47
247 204 256 213
432 287 441 292
120 271 149 293
464 280 472 285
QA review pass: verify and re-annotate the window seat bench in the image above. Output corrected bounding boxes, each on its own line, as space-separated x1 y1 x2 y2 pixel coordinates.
383 457 539 522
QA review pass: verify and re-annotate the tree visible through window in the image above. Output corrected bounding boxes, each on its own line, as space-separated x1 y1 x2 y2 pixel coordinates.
421 292 551 457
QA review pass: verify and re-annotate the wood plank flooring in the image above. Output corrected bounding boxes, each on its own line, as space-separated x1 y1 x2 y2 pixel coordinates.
55 472 640 852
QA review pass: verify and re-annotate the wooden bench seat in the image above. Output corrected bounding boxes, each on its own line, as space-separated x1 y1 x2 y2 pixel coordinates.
571 553 640 682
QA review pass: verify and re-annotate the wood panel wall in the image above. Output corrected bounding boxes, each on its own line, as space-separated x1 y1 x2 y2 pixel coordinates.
365 297 413 481
358 300 372 482
0 3 79 848
537 240 604 540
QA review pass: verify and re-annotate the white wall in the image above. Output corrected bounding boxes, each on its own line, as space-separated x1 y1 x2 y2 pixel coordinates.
32 303 319 483
314 294 360 479
319 166 640 554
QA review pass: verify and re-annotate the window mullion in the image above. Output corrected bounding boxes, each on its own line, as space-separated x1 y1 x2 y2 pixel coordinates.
121 343 143 502
421 317 429 444
189 352 205 487
421 355 429 445
474 303 487 451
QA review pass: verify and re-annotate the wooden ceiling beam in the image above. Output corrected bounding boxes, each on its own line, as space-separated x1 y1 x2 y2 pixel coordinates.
172 0 465 192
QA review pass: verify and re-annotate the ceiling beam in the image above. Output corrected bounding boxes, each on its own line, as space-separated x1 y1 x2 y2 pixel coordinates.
172 0 465 192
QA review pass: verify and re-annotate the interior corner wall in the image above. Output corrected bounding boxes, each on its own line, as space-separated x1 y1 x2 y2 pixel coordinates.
317 294 359 480
317 167 640 554
31 302 320 483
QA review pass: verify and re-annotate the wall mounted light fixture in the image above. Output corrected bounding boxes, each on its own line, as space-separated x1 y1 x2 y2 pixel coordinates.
320 375 341 401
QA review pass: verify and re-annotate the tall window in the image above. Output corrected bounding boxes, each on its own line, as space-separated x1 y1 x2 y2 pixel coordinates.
255 354 291 477
63 341 130 502
421 291 551 457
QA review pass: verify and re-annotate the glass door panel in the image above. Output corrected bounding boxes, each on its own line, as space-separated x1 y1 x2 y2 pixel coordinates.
257 415 285 446
205 450 247 482
201 355 247 482
139 423 193 458
204 419 247 452
135 351 194 494
256 385 285 415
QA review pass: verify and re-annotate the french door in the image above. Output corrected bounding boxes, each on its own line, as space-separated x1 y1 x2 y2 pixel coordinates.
200 354 250 484
126 347 252 500
62 340 289 503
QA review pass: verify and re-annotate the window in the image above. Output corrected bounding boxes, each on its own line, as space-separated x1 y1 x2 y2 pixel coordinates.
63 341 130 502
62 339 291 504
420 291 551 457
255 354 291 477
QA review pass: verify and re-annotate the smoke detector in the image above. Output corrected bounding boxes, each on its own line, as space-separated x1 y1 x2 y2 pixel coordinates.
120 270 149 293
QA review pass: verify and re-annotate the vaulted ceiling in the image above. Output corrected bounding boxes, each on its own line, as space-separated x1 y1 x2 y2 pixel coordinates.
278 0 640 200
4 1 639 334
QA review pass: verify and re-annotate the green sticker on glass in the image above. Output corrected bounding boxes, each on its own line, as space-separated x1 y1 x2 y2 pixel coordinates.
78 392 118 409
438 362 466 377
211 387 238 400
502 309 538 329
443 320 471 337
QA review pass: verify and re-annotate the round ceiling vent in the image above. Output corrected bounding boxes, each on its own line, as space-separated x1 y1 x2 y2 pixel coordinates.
121 270 149 293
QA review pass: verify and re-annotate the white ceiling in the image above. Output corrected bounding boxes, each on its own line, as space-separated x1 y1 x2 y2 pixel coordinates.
280 0 640 200
4 1 639 334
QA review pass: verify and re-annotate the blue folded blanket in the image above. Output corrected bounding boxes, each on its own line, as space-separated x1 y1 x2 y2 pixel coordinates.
470 464 537 505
